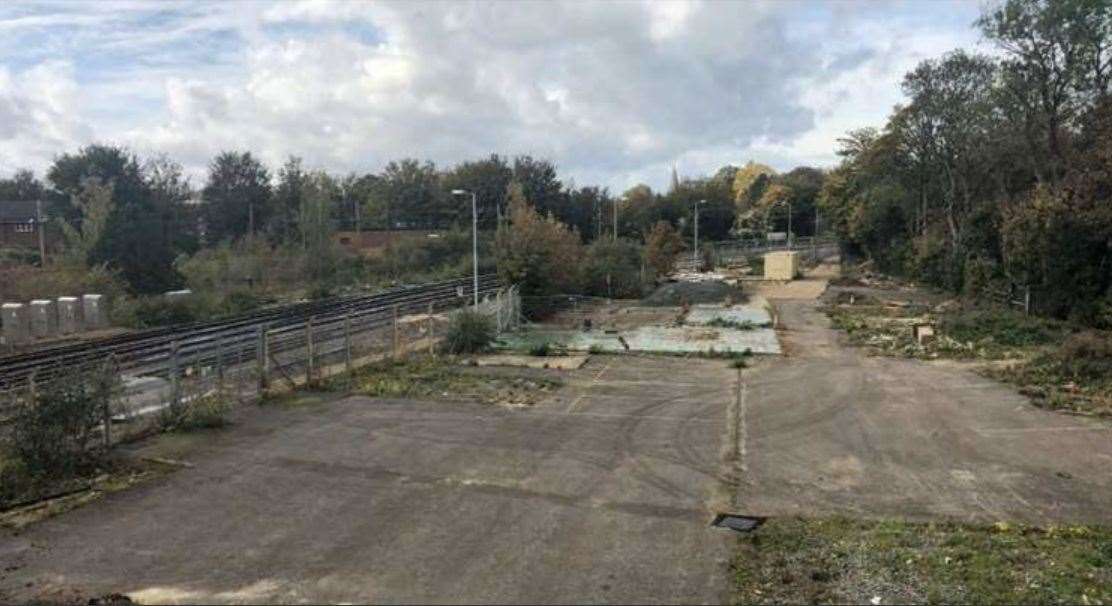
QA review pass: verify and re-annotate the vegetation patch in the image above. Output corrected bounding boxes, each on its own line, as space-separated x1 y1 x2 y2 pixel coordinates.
731 516 1112 605
158 393 233 432
441 309 497 354
0 455 175 529
705 317 769 331
333 356 561 408
987 331 1112 418
826 301 1066 361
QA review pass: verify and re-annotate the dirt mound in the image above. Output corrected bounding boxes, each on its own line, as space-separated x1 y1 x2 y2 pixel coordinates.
642 280 747 307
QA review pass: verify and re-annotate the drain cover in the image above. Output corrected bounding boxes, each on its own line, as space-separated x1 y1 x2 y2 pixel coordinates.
711 513 765 532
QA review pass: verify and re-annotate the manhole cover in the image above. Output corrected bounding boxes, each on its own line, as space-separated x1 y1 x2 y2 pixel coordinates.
711 513 765 533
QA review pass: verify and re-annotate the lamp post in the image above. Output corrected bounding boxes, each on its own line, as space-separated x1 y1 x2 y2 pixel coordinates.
613 195 625 241
451 189 479 306
693 199 706 267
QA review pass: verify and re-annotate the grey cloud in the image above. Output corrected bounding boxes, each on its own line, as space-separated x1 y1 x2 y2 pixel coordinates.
0 0 977 188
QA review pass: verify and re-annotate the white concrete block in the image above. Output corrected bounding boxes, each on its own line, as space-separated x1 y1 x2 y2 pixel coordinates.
2 302 29 345
29 299 56 339
57 296 81 334
83 294 107 329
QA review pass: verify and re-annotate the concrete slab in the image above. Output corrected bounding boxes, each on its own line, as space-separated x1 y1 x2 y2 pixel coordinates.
466 353 590 370
685 300 772 327
497 325 781 355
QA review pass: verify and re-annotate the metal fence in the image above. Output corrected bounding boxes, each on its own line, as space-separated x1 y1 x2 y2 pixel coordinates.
1 285 521 448
675 237 839 271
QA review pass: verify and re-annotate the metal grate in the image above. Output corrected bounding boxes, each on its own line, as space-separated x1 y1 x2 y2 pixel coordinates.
711 513 766 533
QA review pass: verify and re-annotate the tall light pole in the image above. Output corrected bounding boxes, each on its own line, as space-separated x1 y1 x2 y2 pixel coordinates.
787 201 793 248
693 199 706 267
613 195 623 241
452 189 479 306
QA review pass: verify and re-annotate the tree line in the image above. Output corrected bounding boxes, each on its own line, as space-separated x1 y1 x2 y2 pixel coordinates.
821 0 1112 325
1 144 826 295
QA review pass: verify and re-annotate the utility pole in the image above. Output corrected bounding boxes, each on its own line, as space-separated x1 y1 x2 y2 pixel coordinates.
596 199 602 240
693 200 705 268
452 189 480 306
471 191 478 306
612 196 618 241
35 199 46 266
787 201 793 248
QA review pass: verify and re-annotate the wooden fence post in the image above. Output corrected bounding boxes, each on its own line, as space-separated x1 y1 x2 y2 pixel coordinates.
103 355 116 449
427 302 435 356
306 316 315 385
344 314 353 374
393 304 400 358
257 326 269 392
216 336 226 393
170 340 181 410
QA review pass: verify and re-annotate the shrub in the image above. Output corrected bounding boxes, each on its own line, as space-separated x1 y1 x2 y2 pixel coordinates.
583 238 646 298
442 309 496 354
10 365 117 477
160 394 232 431
1056 331 1112 381
940 309 1065 348
530 342 552 357
114 295 198 328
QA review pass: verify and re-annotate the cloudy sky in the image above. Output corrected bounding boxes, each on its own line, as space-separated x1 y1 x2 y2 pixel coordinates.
0 0 982 191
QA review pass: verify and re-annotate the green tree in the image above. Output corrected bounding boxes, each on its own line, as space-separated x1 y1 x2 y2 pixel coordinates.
273 156 306 242
0 169 47 201
48 145 181 292
298 171 339 283
511 155 563 218
374 159 443 229
201 151 272 243
59 178 113 267
442 154 513 228
583 238 645 298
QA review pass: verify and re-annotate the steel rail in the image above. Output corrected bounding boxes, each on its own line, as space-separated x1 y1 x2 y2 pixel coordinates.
0 274 500 388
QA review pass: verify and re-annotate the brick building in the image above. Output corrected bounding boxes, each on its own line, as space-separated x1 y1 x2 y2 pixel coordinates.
0 200 58 254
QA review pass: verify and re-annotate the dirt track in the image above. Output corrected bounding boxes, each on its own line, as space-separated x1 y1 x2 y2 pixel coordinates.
740 268 1112 524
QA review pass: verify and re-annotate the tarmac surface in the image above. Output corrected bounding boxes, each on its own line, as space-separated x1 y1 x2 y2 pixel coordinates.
0 355 741 604
739 298 1112 524
2 263 1111 603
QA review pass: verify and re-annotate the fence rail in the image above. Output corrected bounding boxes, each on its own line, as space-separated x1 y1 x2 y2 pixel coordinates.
0 285 521 446
0 274 500 389
676 237 839 271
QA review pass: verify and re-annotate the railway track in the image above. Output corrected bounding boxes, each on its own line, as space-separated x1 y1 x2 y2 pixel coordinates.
0 274 501 389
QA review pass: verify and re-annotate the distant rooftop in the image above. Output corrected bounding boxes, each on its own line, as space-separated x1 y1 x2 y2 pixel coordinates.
0 200 40 222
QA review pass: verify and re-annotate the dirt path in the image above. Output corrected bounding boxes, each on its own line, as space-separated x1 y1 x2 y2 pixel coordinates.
0 356 742 604
740 266 1112 524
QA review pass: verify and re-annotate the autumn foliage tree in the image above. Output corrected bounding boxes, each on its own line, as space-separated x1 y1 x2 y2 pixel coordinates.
642 221 685 277
494 184 584 300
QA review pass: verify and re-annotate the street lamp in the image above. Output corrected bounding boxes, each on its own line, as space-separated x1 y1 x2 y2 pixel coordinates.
451 189 479 306
693 199 706 267
614 195 626 241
